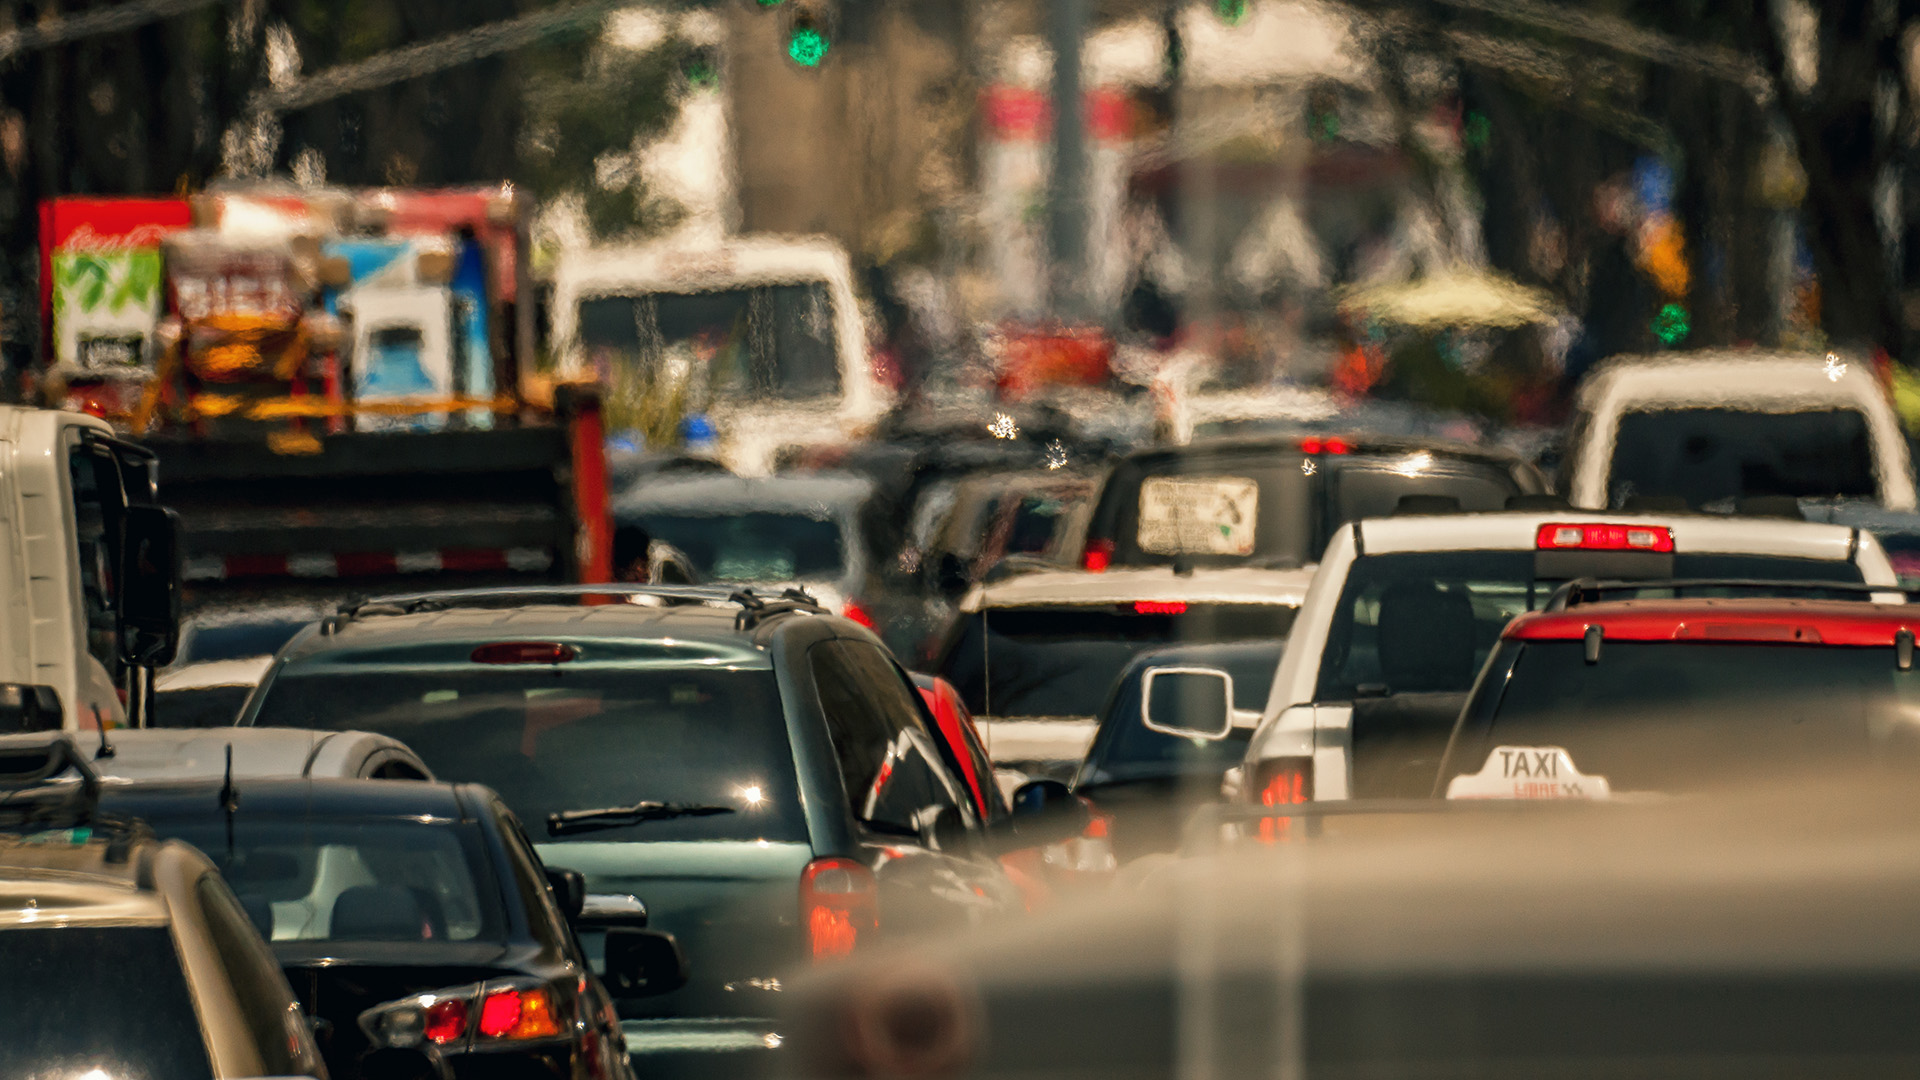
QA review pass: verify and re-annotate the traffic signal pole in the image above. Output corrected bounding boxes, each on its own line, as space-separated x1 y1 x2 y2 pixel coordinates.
1046 0 1090 321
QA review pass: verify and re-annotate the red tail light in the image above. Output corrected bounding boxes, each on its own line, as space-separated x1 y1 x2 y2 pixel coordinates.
1300 436 1350 455
470 642 578 665
1535 523 1674 553
801 857 877 962
1253 756 1314 843
1133 600 1187 615
841 599 877 629
424 999 469 1045
476 986 562 1041
1082 538 1114 573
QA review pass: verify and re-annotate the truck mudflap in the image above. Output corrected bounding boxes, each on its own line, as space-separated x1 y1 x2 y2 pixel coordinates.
150 393 610 604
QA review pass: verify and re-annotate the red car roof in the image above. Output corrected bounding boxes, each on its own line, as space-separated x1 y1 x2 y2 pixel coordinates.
1507 598 1920 647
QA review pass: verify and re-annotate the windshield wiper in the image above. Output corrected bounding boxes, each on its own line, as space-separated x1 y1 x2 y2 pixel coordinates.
547 801 736 838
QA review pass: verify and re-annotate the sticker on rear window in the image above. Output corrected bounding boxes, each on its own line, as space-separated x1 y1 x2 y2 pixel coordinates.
1446 745 1610 801
1137 477 1259 556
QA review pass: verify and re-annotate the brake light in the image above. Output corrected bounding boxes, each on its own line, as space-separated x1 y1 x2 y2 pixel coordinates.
477 986 562 1041
470 642 578 665
1254 757 1313 843
841 599 877 629
1300 436 1350 455
1133 600 1187 615
801 857 877 962
424 999 468 1045
1534 523 1674 553
1082 538 1114 573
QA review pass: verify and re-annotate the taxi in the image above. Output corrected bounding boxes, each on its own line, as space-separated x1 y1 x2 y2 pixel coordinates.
1237 509 1901 808
1438 585 1920 799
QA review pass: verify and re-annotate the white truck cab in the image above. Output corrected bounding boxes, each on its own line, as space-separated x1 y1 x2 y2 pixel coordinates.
1565 350 1917 512
1238 510 1899 805
0 406 182 732
550 235 885 475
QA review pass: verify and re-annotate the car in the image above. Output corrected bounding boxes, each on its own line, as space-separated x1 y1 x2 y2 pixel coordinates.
1072 639 1286 862
1562 349 1918 512
0 725 432 783
154 655 278 728
236 585 1076 1078
0 737 331 1080
780 776 1920 1080
1437 581 1920 800
1237 509 1902 809
932 566 1307 777
98 774 679 1080
908 469 1097 596
1076 432 1551 574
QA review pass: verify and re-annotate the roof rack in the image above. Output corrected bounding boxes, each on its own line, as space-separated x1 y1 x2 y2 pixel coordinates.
1547 578 1911 612
328 583 828 632
0 735 141 855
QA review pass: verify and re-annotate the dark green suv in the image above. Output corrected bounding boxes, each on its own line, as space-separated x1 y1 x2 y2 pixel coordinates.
239 585 1068 1078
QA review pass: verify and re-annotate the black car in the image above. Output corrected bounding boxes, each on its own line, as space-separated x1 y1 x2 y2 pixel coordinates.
1072 639 1284 861
100 777 684 1080
237 585 1080 1078
1078 433 1551 571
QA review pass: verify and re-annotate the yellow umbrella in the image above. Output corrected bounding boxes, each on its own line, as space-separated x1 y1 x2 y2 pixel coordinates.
1337 271 1561 330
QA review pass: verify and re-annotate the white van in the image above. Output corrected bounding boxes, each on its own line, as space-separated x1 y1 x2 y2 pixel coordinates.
1564 350 1917 512
549 235 885 475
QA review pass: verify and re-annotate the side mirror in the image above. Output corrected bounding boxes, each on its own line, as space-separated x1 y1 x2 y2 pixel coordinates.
0 684 64 734
603 928 689 998
575 892 649 930
1005 778 1091 847
544 867 585 921
117 504 182 668
1141 667 1234 740
927 803 973 853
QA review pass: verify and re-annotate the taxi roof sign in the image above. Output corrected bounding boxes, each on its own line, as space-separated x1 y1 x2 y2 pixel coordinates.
1446 745 1611 801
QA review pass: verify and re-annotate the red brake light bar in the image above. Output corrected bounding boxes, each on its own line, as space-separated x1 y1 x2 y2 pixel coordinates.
470 642 578 665
1535 523 1675 553
1133 600 1188 615
1299 436 1350 455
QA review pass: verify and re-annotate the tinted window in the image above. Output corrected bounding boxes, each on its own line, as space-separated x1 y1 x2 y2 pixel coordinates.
1608 407 1876 508
150 817 500 943
635 511 847 580
812 640 967 830
939 605 1297 719
1455 640 1920 790
195 872 312 1076
0 925 213 1080
578 283 841 400
1329 461 1517 524
69 444 120 681
178 619 312 663
252 665 806 843
154 685 253 728
1315 551 1869 702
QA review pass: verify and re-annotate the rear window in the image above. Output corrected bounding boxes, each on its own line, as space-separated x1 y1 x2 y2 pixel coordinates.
252 665 805 843
0 925 214 1080
1081 643 1283 786
635 511 847 581
1329 460 1519 523
938 605 1297 719
1457 640 1920 791
578 283 841 400
154 684 254 728
145 816 502 944
1316 551 1868 702
1607 407 1876 508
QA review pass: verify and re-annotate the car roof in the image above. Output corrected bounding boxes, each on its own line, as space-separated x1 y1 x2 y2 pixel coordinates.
966 565 1315 611
1355 510 1865 563
1119 638 1288 671
279 598 785 663
0 834 180 927
1507 598 1919 646
1120 432 1530 469
98 777 476 823
1578 349 1880 406
615 471 873 515
0 729 424 783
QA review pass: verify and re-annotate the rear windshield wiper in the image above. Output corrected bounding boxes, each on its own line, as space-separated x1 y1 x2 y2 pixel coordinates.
547 801 736 838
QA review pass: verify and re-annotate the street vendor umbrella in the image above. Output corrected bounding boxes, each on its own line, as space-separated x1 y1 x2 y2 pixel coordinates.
1337 270 1561 330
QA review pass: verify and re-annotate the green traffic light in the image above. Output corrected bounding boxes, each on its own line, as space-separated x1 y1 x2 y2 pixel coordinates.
788 25 828 66
1215 0 1248 23
756 0 783 6
1652 302 1691 345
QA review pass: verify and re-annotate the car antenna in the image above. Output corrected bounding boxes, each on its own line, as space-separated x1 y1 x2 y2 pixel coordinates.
219 743 238 860
91 705 114 760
